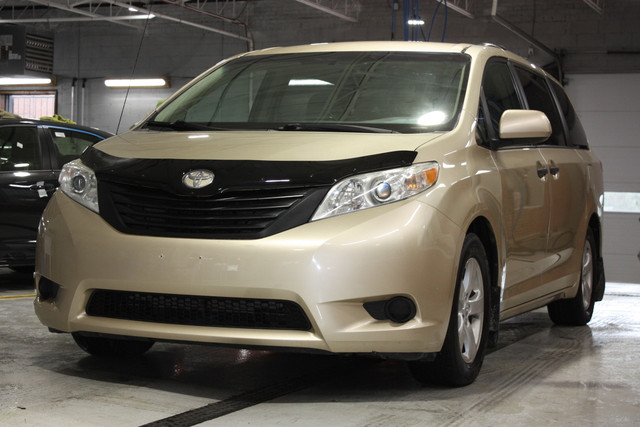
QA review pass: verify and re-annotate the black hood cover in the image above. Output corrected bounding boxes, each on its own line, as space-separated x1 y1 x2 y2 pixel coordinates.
81 147 417 239
82 147 417 196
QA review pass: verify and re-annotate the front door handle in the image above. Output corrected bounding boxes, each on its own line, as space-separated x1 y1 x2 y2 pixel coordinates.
537 162 548 178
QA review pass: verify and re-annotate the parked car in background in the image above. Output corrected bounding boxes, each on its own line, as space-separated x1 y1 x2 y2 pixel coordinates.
34 42 605 386
0 119 112 272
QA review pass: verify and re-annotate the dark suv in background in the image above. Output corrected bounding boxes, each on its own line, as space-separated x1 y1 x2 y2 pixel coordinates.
0 119 112 272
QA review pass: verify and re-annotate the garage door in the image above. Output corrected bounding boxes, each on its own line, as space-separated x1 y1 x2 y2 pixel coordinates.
565 74 640 284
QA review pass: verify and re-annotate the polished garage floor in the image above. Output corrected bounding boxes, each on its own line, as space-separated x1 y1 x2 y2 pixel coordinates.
1 267 639 426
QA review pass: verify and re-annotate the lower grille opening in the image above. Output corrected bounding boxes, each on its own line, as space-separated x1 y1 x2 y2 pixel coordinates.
86 290 312 331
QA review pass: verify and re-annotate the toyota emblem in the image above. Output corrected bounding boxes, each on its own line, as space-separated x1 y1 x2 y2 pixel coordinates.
182 169 215 189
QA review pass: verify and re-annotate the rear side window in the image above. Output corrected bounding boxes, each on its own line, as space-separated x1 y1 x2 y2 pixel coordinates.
514 67 566 146
0 126 42 171
481 60 522 138
549 81 589 148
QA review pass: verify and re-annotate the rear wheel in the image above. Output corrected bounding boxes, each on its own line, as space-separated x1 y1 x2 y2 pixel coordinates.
547 229 596 326
72 333 154 357
409 233 490 386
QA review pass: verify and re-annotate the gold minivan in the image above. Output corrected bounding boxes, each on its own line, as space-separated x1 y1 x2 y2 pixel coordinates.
34 42 605 386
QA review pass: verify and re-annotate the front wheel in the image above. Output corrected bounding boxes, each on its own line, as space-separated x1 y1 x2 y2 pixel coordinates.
547 229 597 326
72 333 154 357
409 233 490 386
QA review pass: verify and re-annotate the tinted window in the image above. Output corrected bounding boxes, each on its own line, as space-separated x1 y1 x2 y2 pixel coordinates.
549 81 589 148
153 52 471 133
514 67 566 146
481 60 522 138
0 126 42 171
476 100 489 145
48 128 102 167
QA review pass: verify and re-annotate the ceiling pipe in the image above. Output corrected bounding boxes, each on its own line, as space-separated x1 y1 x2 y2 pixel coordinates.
583 0 604 14
102 0 252 43
25 0 138 29
294 0 358 22
0 15 156 24
158 0 253 51
491 0 563 83
436 0 474 19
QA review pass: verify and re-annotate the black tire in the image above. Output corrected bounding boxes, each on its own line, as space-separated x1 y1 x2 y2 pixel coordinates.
547 229 596 326
72 333 154 357
409 233 491 387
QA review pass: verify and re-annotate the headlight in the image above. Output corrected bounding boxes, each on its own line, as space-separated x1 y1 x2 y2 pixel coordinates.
59 159 99 213
312 162 439 221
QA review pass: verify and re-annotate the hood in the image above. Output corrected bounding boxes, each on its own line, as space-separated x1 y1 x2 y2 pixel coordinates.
94 129 443 162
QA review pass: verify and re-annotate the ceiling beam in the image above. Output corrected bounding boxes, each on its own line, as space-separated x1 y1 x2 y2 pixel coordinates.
436 0 474 19
583 0 604 14
25 0 139 29
0 14 157 24
102 0 252 42
294 0 358 23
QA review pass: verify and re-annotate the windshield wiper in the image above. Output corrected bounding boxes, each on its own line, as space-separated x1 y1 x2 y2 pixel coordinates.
144 120 230 132
277 123 399 134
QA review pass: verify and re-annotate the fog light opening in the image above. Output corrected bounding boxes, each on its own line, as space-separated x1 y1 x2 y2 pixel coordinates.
384 296 416 323
38 277 60 300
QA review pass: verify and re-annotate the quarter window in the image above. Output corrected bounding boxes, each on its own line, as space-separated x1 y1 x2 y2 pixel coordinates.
549 81 589 148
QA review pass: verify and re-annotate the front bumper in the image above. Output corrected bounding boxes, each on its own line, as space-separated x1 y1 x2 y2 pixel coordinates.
35 191 461 355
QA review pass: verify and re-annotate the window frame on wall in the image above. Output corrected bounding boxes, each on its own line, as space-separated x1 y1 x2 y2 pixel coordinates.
0 90 57 119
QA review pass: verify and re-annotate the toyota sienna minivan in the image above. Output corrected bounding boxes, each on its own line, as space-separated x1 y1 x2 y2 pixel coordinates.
34 41 605 386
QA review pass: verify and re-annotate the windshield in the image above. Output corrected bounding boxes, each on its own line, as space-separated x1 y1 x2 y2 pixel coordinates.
150 51 470 133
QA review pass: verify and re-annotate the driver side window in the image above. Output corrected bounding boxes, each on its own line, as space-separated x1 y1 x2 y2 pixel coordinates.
480 60 522 142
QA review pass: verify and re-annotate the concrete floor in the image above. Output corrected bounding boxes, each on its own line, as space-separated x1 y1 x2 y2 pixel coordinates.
1 267 639 427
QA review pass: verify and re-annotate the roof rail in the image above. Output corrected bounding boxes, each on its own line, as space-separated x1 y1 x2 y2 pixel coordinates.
480 42 507 50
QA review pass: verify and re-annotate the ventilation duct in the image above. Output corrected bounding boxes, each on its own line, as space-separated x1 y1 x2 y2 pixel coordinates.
0 25 53 77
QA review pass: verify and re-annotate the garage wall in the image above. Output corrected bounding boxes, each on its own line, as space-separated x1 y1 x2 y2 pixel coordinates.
565 74 640 284
51 22 247 132
16 0 634 132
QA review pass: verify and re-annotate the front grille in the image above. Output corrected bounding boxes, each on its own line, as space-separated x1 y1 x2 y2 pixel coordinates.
86 290 312 331
99 181 320 239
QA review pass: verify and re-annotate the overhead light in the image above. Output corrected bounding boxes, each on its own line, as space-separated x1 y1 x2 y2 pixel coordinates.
0 77 53 86
104 78 169 88
128 13 156 19
407 19 425 25
128 7 139 12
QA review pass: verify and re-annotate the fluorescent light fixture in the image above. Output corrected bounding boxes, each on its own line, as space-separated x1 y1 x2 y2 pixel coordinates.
127 13 155 19
128 7 138 12
407 19 425 25
104 78 169 88
0 77 53 85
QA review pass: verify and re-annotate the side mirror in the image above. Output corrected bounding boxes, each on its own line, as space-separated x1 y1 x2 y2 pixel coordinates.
491 109 552 150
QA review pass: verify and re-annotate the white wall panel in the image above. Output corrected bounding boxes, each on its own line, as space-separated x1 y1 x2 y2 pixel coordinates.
566 74 640 284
